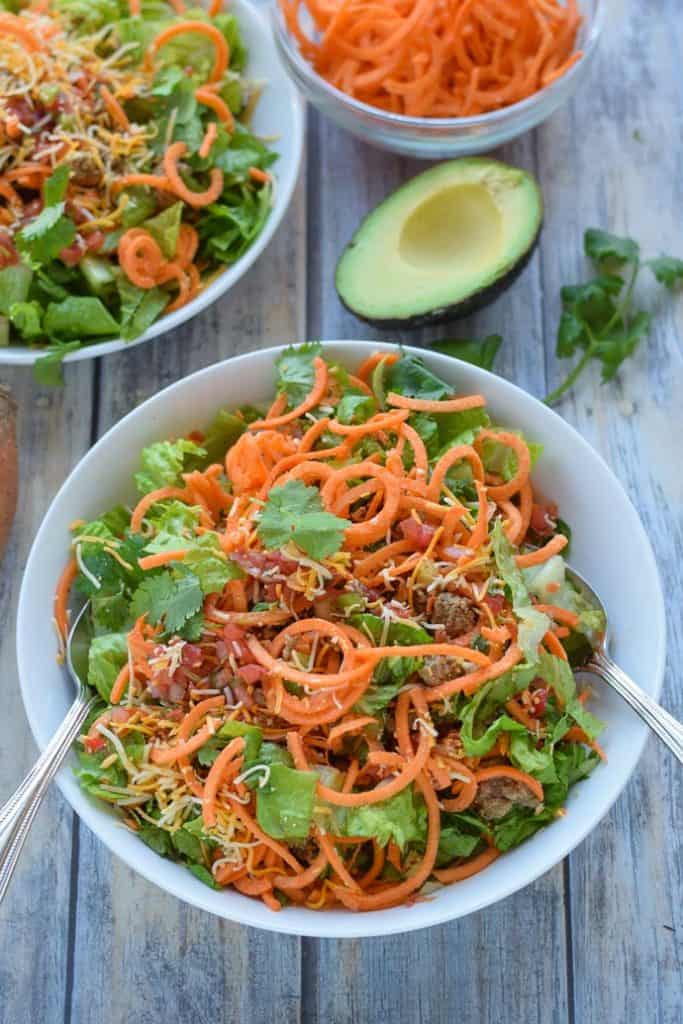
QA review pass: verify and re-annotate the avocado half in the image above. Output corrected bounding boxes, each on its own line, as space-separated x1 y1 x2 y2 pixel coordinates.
335 158 543 328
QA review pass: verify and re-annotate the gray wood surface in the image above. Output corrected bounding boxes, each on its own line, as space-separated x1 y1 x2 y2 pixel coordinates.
1 0 681 1021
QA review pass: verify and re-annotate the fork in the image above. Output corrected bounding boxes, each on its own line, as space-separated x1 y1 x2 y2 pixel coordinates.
0 603 98 903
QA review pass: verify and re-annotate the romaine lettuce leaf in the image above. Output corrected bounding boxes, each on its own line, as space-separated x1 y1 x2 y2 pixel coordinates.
344 785 427 850
256 763 318 840
134 438 206 495
87 631 128 700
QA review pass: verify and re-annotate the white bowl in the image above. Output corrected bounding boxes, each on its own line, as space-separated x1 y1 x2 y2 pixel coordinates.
0 0 304 367
17 342 666 938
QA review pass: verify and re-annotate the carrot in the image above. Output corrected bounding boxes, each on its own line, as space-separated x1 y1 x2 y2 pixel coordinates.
138 549 189 571
387 392 486 415
130 485 208 533
202 736 245 826
317 832 362 891
515 534 568 568
327 715 377 748
163 142 224 208
100 86 130 131
474 765 544 804
355 642 491 668
199 121 218 159
0 14 43 51
0 386 18 564
279 0 582 119
146 21 230 83
543 629 568 661
109 663 131 705
249 167 272 184
355 350 400 383
54 557 78 643
535 604 579 629
150 721 217 765
112 175 175 195
475 429 532 501
332 773 440 911
176 695 226 796
195 86 235 131
432 845 500 884
248 357 329 430
425 643 524 702
310 727 431 807
321 461 400 546
273 849 328 891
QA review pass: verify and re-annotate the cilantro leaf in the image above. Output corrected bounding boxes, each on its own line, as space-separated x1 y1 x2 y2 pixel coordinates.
257 480 347 559
130 571 203 634
584 228 640 267
433 334 503 371
274 343 322 406
647 256 683 288
43 165 70 205
16 203 76 265
546 227 683 405
385 353 452 401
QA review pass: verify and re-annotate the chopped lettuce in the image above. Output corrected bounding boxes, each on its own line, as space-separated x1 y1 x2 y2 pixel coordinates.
87 632 128 701
43 296 119 340
436 812 490 866
459 663 537 757
143 202 183 259
256 764 318 840
117 277 168 342
197 720 262 767
384 353 452 401
491 520 551 662
0 265 32 315
134 438 207 495
344 785 427 850
186 408 245 468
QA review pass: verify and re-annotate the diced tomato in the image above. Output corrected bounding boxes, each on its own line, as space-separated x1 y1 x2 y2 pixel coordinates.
529 686 548 718
85 230 105 253
399 516 435 550
223 624 247 643
181 643 203 668
83 735 106 753
59 237 87 266
110 707 132 723
530 503 558 537
483 593 506 615
237 663 265 685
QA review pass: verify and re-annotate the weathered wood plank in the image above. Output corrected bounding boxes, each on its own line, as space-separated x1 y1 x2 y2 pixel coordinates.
536 1 683 1019
0 364 95 1024
68 177 307 1024
303 111 569 1024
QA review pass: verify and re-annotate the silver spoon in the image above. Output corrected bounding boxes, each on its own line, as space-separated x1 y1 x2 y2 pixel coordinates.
0 603 99 903
565 567 682 764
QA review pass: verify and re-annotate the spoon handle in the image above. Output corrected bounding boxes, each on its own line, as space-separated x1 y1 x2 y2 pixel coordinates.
589 649 683 765
0 692 97 904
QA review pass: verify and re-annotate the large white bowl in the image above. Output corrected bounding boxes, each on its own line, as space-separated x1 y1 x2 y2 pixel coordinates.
17 342 666 938
0 0 304 367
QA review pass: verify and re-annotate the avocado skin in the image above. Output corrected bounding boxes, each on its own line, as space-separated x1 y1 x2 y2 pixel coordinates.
336 220 542 329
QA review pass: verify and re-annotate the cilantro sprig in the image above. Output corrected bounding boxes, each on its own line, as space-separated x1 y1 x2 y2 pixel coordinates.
257 480 347 560
545 229 683 405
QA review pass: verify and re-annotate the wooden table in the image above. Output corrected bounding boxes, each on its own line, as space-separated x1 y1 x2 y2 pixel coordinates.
1 1 681 1021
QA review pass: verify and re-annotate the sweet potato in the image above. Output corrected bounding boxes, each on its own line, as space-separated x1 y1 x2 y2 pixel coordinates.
0 384 18 562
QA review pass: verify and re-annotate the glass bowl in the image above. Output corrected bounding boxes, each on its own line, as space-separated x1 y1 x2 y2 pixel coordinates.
272 1 604 159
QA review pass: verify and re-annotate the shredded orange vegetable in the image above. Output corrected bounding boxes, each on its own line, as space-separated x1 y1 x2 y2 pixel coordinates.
278 0 583 119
